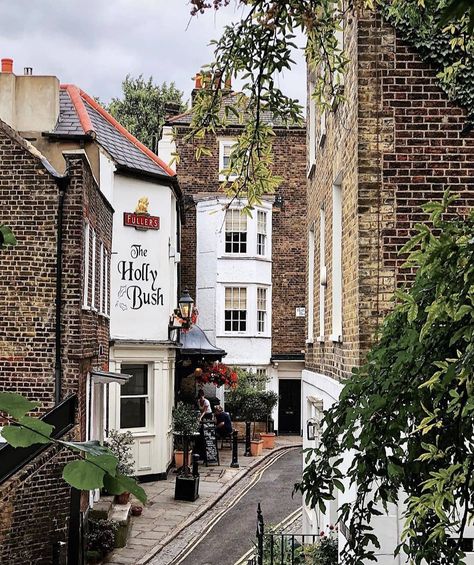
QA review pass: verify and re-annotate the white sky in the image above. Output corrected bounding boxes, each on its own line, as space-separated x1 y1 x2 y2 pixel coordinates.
0 0 306 107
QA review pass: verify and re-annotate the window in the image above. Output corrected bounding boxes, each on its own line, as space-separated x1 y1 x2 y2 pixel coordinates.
257 287 267 333
331 180 342 341
308 81 316 174
219 139 237 180
104 250 110 315
307 226 315 342
225 287 247 332
90 228 97 310
225 210 247 254
319 208 326 339
120 364 149 429
257 211 267 256
82 222 90 309
99 243 104 314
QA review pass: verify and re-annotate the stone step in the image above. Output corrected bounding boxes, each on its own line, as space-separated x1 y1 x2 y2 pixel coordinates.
109 501 132 548
89 496 114 521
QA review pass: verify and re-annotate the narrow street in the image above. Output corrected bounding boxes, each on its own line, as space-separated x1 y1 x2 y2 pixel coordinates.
150 447 302 565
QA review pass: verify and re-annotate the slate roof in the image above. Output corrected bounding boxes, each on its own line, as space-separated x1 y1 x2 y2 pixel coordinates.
167 92 302 128
51 85 175 178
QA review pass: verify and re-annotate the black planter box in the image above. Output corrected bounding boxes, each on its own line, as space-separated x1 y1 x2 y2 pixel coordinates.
175 475 200 502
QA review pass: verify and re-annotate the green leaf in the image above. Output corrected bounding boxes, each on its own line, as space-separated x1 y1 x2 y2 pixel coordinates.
103 474 147 505
0 224 17 247
2 421 52 447
63 457 109 490
0 392 40 418
59 440 113 457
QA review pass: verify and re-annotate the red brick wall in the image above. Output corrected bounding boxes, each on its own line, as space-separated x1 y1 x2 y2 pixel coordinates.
174 124 307 356
306 12 474 381
0 123 113 563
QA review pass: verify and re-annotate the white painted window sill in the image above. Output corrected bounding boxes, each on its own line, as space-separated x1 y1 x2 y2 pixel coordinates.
307 162 315 178
316 336 325 343
330 334 342 343
305 338 314 345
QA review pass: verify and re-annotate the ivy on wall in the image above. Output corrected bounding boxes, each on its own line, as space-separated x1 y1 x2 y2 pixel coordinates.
379 0 474 123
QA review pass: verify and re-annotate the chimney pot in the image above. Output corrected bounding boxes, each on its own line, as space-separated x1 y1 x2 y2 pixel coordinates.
24 67 33 76
1 58 13 73
194 73 202 89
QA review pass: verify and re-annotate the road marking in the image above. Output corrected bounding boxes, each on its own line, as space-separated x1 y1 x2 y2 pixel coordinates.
167 447 299 565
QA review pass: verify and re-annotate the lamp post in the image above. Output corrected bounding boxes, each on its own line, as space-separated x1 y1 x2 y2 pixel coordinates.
169 288 194 341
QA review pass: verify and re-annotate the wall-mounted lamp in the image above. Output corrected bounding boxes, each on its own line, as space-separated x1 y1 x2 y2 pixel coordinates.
306 418 319 441
169 288 195 341
274 195 284 209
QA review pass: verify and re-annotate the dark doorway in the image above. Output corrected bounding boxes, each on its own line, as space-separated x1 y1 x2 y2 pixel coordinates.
278 379 301 434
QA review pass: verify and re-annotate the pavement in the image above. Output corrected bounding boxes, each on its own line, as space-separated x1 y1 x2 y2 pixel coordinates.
103 436 302 565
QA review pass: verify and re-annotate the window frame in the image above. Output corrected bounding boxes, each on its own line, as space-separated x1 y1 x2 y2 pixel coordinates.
257 287 267 334
256 211 267 256
331 178 343 342
82 221 90 309
225 209 248 255
224 286 248 334
219 139 237 181
119 363 150 433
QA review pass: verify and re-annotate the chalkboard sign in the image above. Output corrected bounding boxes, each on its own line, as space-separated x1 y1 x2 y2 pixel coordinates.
201 421 219 466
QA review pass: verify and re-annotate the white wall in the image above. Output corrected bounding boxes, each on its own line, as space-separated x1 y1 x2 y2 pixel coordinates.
110 174 177 341
195 197 273 367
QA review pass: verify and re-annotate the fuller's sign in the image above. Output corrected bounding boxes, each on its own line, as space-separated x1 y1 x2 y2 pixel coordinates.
123 212 160 230
123 197 160 230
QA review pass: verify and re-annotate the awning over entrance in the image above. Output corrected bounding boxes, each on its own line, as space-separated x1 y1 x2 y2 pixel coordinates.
90 370 132 385
178 325 226 359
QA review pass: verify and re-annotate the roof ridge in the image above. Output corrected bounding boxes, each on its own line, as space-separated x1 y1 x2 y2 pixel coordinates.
60 84 95 138
78 88 176 177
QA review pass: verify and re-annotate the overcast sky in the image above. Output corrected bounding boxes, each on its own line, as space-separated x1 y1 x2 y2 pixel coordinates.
0 0 306 107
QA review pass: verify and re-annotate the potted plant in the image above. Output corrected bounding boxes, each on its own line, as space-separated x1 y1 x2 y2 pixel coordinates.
104 430 135 504
241 392 266 456
172 401 200 501
259 390 279 449
85 518 118 563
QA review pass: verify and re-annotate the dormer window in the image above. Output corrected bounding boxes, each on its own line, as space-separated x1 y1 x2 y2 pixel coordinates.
219 139 237 181
225 209 247 254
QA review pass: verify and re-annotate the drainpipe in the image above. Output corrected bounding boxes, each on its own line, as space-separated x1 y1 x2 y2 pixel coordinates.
54 174 70 405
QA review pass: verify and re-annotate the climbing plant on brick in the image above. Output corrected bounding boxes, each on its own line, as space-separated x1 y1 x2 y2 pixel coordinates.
296 191 474 564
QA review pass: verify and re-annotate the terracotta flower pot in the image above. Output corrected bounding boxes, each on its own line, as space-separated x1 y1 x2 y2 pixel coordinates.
250 439 264 457
131 504 143 516
174 450 192 469
260 432 276 449
115 491 130 505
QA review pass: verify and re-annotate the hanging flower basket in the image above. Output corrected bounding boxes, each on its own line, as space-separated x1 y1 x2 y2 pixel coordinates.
194 363 238 388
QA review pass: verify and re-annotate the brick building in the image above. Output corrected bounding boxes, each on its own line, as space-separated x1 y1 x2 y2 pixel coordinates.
0 61 183 480
302 9 474 561
0 115 112 564
159 82 307 433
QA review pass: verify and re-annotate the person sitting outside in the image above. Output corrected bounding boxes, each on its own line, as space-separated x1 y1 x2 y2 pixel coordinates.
197 389 212 421
214 405 232 439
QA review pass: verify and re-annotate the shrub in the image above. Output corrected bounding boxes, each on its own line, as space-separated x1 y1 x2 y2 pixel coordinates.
86 518 118 556
104 430 135 477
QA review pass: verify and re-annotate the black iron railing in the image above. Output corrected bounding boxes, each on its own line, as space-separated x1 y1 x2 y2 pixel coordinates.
0 394 77 484
250 503 323 565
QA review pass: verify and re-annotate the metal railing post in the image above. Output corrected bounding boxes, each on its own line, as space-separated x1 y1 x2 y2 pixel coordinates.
231 430 239 468
245 421 252 456
257 503 264 565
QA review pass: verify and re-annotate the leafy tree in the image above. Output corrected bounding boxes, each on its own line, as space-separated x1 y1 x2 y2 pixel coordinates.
107 75 185 152
296 192 474 564
0 392 146 503
185 0 473 209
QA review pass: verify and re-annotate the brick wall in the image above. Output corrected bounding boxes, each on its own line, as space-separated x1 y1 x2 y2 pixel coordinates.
174 124 307 356
306 11 474 382
0 122 113 562
0 441 76 565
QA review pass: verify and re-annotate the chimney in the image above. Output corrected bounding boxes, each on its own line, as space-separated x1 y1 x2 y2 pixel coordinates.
1 58 13 73
164 102 182 120
0 59 59 132
191 71 232 105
